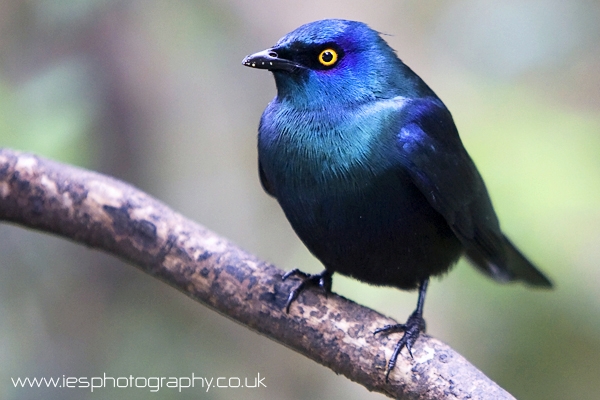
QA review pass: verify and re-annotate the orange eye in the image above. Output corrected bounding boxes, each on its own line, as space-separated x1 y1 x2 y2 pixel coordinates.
318 49 338 66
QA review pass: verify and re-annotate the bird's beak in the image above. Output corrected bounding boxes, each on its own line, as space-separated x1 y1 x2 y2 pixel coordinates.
242 48 303 72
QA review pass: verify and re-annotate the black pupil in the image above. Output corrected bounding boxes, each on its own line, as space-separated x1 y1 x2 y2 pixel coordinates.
322 51 333 63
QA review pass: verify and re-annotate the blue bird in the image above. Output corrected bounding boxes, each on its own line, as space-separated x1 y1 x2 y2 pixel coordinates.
243 19 552 380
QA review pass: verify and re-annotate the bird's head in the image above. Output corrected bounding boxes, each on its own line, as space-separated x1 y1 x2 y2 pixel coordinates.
243 19 426 109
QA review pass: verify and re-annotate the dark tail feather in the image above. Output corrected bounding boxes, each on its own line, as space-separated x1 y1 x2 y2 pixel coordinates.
466 236 553 288
502 236 553 287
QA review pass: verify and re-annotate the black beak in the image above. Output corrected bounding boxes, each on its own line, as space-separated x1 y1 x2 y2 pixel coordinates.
242 48 303 72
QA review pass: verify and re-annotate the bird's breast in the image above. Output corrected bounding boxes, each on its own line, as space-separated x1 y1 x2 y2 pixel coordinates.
257 98 426 241
258 97 407 194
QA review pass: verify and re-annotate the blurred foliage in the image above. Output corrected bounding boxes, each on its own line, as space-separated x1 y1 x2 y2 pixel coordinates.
0 59 97 165
1 0 599 399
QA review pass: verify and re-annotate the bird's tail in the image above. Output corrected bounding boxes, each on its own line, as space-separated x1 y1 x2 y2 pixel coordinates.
502 236 553 287
466 236 553 288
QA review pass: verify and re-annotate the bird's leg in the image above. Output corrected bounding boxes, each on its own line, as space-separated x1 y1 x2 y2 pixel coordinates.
282 269 332 313
374 278 429 382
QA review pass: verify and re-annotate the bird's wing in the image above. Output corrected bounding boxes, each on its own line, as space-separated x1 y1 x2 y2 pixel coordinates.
395 98 550 286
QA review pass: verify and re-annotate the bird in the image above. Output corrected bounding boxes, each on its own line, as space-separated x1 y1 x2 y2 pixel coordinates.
242 19 552 381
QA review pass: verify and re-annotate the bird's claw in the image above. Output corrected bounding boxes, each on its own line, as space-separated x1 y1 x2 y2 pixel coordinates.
373 324 406 336
282 269 332 313
374 311 426 382
282 268 308 281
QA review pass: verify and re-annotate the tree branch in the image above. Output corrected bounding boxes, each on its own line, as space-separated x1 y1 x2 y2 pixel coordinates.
0 148 514 399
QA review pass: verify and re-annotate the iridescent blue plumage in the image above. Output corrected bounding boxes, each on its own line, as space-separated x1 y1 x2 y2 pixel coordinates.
243 19 551 380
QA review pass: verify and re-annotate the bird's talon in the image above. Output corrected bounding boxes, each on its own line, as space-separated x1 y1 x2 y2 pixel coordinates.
374 323 406 336
282 268 307 281
405 342 414 358
376 280 429 382
282 269 332 313
384 368 392 382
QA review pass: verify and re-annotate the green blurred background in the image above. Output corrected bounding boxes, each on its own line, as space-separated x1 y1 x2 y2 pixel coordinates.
1 1 599 399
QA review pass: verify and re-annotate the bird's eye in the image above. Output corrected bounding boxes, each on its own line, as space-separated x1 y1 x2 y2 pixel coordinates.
318 49 338 67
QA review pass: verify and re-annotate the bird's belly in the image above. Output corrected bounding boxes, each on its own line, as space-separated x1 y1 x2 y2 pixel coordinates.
278 170 463 290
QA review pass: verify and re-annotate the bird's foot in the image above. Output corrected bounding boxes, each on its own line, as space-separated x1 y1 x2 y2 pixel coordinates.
374 310 426 382
282 269 332 313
